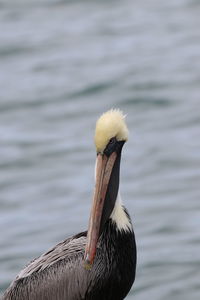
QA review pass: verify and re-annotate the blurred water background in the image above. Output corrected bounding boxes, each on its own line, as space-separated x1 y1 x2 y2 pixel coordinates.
0 0 200 299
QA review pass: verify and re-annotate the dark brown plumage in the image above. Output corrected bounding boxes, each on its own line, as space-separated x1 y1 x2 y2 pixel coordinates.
2 215 136 300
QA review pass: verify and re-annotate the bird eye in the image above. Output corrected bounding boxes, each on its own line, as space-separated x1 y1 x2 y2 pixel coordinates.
109 138 115 145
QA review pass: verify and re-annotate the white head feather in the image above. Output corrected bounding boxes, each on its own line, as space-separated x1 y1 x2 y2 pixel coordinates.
94 109 129 153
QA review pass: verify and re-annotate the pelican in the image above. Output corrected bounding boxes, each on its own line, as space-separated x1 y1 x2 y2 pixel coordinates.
2 109 137 300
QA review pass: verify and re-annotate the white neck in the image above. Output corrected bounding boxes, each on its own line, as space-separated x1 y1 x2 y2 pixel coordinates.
110 193 132 232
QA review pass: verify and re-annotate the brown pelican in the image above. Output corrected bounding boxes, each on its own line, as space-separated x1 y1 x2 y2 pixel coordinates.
2 109 137 300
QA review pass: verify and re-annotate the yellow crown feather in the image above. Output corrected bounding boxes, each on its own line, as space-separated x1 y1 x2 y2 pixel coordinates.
95 109 129 153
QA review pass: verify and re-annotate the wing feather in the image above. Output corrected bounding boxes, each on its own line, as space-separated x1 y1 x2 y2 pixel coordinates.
2 232 89 300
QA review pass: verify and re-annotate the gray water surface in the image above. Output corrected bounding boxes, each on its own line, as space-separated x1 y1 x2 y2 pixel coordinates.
0 0 200 299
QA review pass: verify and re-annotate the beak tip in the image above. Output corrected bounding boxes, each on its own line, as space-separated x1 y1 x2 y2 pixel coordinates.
84 256 93 270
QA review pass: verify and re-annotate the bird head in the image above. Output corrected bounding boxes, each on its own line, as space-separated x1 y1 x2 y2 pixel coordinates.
94 109 128 154
85 109 128 269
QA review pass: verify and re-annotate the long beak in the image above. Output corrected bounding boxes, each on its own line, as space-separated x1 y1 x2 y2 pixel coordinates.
84 151 117 269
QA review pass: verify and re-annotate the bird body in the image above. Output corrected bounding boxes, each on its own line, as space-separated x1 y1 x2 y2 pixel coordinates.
2 109 137 300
